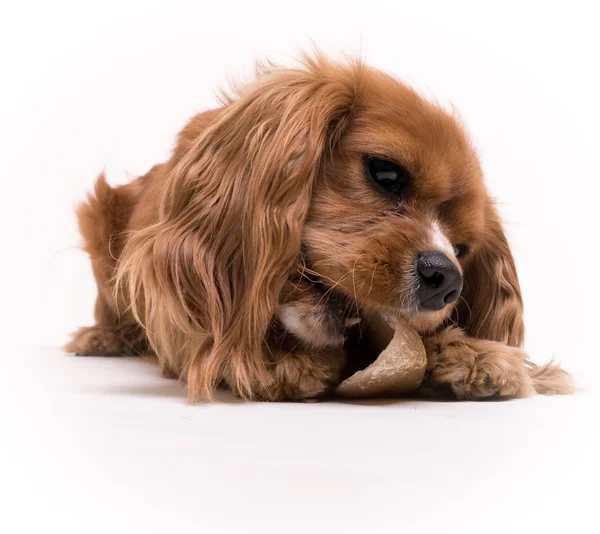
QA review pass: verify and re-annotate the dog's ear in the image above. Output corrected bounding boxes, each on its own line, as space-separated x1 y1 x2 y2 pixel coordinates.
454 208 524 347
117 57 359 400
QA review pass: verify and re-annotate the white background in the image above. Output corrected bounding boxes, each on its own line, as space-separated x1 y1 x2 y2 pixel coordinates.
1 1 598 533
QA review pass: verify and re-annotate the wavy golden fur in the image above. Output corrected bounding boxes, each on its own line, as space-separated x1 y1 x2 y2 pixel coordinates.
66 53 574 402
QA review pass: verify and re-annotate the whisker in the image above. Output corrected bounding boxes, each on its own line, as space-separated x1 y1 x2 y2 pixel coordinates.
351 254 364 320
367 261 378 300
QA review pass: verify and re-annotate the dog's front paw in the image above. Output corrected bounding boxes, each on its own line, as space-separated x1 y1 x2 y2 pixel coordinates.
420 328 536 400
226 345 347 402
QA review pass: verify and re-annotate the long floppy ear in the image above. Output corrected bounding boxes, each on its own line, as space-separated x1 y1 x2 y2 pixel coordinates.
455 207 525 347
117 56 359 400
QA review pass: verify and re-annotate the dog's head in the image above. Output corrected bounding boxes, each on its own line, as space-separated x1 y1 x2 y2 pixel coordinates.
119 54 523 399
302 64 523 340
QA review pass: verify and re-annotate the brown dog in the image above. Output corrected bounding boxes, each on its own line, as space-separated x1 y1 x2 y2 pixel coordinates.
66 53 574 401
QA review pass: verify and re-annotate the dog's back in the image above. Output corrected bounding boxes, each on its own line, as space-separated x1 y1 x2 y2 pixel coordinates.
66 108 221 359
64 173 149 356
76 172 141 319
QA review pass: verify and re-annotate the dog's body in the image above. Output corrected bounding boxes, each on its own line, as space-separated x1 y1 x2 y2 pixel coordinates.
67 55 574 401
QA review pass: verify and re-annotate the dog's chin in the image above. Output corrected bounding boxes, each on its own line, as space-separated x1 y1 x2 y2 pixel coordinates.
354 300 454 336
402 308 453 335
337 295 453 336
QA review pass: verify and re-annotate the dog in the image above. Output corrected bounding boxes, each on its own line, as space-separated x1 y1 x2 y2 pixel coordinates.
66 53 574 402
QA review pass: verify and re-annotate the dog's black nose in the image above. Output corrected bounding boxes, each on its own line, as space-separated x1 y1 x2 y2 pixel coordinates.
416 251 463 311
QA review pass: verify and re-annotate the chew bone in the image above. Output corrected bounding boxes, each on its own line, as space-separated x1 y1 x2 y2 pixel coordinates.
335 316 427 398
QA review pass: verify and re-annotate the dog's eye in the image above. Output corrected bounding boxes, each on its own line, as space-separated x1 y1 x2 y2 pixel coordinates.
366 157 410 196
453 244 469 258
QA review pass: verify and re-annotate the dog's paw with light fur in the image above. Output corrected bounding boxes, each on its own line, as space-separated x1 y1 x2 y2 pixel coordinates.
420 327 536 399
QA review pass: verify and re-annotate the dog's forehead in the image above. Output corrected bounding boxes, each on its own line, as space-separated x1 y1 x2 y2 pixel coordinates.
347 71 484 200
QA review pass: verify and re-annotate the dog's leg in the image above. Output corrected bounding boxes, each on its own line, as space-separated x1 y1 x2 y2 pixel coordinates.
231 277 353 401
65 322 150 357
266 344 347 401
222 279 351 401
226 342 347 402
419 327 574 399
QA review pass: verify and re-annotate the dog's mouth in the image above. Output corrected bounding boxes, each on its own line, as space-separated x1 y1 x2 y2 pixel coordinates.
296 272 390 379
301 263 447 379
312 279 447 381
